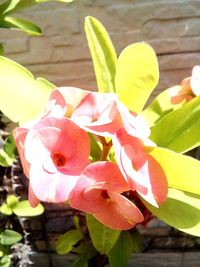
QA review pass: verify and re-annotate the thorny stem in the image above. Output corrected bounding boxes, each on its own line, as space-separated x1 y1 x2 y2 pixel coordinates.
98 136 112 161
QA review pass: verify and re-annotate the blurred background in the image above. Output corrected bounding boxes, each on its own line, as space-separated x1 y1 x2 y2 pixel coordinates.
1 0 200 95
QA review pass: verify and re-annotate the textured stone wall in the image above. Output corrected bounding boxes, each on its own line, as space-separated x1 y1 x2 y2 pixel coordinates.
1 0 200 96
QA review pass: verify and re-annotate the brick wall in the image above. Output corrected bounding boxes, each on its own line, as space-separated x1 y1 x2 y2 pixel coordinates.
1 0 200 95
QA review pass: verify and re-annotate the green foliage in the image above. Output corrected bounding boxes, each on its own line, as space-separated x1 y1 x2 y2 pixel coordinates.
85 16 117 93
149 147 200 195
0 204 12 216
86 214 121 255
144 188 200 237
0 134 16 167
115 42 159 113
0 16 42 35
150 96 200 153
108 231 134 267
142 85 186 128
71 258 88 267
0 230 22 246
76 241 97 260
0 56 55 125
56 229 83 255
6 195 18 208
13 200 44 217
88 133 101 162
0 255 11 267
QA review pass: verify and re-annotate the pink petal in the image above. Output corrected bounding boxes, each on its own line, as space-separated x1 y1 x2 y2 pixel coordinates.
30 159 79 203
50 87 90 117
72 92 122 136
13 127 30 178
28 184 40 207
94 193 143 230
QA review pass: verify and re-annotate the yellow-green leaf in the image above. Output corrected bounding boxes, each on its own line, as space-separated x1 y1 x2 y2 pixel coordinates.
13 200 44 217
144 188 200 237
86 214 120 255
149 147 200 195
56 230 83 255
0 16 42 35
150 95 200 153
142 85 187 128
85 16 117 93
115 42 159 113
0 56 55 125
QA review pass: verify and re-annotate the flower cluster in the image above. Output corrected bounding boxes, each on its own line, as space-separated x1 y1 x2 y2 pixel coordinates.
171 65 200 104
14 87 168 230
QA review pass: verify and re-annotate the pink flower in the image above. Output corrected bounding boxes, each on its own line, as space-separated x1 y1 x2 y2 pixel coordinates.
171 65 200 105
14 117 90 205
50 87 151 141
70 161 144 230
49 86 91 118
113 128 168 207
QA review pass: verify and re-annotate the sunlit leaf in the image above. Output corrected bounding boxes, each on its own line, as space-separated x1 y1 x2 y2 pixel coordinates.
56 230 83 255
13 200 44 217
150 95 200 153
4 135 16 158
0 16 42 35
0 0 36 17
142 85 187 127
0 149 14 167
0 255 11 267
0 203 13 216
1 230 22 245
0 56 55 125
149 147 200 195
6 194 18 208
115 42 159 113
143 188 200 237
85 16 117 93
108 231 133 267
86 214 120 255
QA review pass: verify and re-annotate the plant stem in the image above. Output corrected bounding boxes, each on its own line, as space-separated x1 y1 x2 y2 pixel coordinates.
98 137 112 161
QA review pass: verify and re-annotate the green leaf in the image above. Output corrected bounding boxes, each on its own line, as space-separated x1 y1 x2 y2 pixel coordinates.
0 149 14 167
0 256 11 267
85 16 117 93
0 0 22 16
143 188 200 237
6 194 18 208
0 44 4 56
130 229 142 252
1 230 22 245
13 200 44 217
86 214 120 255
150 95 200 153
142 85 187 128
4 135 16 158
88 133 101 162
115 42 159 113
108 231 133 267
0 203 13 216
149 147 200 195
56 230 83 255
0 56 55 125
0 16 42 35
76 241 97 260
71 258 88 267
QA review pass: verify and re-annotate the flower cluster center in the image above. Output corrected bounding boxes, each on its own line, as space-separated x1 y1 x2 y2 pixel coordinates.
52 152 66 167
